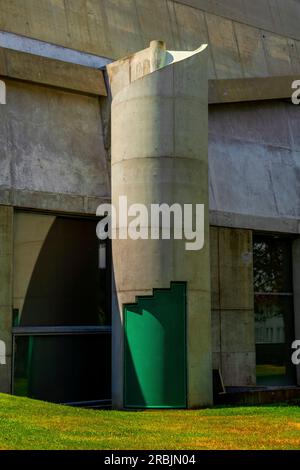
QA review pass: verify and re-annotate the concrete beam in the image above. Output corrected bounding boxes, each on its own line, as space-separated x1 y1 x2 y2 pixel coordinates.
210 210 300 235
0 47 107 96
0 191 298 233
209 75 298 104
0 30 112 69
0 45 296 103
0 188 109 216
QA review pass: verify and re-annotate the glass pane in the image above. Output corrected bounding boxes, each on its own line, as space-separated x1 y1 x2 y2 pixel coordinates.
14 334 111 403
253 236 293 293
255 294 295 385
18 217 111 327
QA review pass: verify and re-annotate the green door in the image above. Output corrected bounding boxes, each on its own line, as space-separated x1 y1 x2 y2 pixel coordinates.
124 282 186 408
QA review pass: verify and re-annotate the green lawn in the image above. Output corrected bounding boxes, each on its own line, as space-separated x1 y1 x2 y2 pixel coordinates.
0 393 300 450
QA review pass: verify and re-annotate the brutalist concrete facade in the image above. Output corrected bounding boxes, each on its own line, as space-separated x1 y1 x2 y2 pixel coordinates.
0 0 299 404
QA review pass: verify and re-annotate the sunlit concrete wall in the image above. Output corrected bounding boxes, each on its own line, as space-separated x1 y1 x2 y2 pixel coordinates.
0 79 109 213
0 0 299 79
179 0 300 41
209 100 300 220
210 227 255 386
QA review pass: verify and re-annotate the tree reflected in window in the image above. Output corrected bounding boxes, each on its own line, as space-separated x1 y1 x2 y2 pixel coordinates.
253 235 295 386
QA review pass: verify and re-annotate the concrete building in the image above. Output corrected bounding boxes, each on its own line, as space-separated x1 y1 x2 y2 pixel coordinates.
0 0 299 408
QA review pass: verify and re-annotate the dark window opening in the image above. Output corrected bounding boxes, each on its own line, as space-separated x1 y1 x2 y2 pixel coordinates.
19 216 111 327
253 234 295 386
13 214 111 405
14 332 111 405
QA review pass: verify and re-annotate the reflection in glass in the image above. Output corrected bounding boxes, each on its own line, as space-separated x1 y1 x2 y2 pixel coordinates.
253 236 292 293
18 217 111 327
254 235 295 386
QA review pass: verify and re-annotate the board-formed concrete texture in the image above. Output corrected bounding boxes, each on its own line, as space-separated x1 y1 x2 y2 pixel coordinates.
209 101 300 220
0 46 106 95
108 41 212 409
210 227 256 386
1 1 300 80
0 79 109 200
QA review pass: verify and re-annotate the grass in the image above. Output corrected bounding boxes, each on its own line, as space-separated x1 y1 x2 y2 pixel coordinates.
0 393 300 450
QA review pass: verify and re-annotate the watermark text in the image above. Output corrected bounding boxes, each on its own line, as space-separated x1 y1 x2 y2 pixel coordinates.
292 80 300 104
96 196 205 251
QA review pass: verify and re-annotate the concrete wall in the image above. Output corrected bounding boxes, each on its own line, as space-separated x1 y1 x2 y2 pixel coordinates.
0 0 299 79
178 0 300 42
1 78 298 224
210 226 256 386
0 79 109 213
0 205 13 392
209 100 300 220
0 79 298 230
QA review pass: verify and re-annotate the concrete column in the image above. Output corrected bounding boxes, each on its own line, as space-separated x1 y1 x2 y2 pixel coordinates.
107 41 212 408
218 228 255 386
0 205 13 393
292 238 300 385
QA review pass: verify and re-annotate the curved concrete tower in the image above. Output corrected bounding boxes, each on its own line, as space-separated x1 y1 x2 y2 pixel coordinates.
107 41 212 409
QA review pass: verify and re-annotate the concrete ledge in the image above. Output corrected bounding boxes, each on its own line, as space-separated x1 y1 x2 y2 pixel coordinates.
210 210 300 234
0 46 296 103
0 47 107 96
209 76 298 104
0 188 109 216
0 190 299 232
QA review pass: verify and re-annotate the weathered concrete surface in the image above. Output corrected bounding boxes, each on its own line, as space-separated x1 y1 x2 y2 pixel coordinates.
210 211 300 235
1 76 298 229
210 227 256 386
209 101 300 221
0 79 109 201
177 0 300 42
218 229 253 311
221 352 256 386
0 30 112 68
0 205 13 392
209 76 299 104
206 13 243 80
108 42 212 408
0 47 107 96
1 78 298 231
0 0 299 80
292 238 300 386
0 189 109 216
